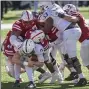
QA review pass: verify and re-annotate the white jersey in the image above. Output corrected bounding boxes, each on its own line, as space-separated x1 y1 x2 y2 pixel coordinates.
39 4 72 32
34 44 44 62
34 44 44 55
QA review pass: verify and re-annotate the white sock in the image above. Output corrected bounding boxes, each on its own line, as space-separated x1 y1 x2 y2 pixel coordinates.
25 66 34 82
70 67 76 72
6 63 15 78
14 64 21 80
78 73 85 78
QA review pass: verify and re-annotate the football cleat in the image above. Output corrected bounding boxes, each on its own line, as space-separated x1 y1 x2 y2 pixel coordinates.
25 81 36 89
12 80 20 87
65 72 78 81
74 78 87 87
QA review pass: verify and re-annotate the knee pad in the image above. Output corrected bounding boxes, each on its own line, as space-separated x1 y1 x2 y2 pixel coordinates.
71 57 81 68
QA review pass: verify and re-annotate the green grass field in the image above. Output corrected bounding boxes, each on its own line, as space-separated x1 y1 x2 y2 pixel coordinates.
1 30 89 89
1 7 89 89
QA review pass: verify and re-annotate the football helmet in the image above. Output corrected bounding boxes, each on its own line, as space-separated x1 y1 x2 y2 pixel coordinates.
63 4 78 15
21 39 35 54
21 10 33 21
31 30 45 43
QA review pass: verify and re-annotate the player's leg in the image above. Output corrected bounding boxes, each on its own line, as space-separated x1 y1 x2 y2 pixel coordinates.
37 67 51 83
38 46 63 84
38 49 57 83
80 39 89 70
12 52 22 87
5 56 15 78
50 46 59 72
57 41 77 80
49 46 64 83
64 28 87 86
24 66 36 89
5 55 25 79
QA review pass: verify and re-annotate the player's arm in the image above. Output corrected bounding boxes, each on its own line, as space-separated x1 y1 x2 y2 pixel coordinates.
27 55 44 67
41 17 53 33
32 53 44 67
58 13 79 23
10 30 22 48
33 61 44 67
10 23 23 49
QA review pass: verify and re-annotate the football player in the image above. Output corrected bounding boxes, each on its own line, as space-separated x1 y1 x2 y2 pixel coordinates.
9 10 44 88
1 31 25 82
61 4 88 86
38 1 86 86
25 29 63 84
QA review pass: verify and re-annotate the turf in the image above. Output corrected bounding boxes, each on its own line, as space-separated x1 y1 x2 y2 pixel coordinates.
1 30 89 89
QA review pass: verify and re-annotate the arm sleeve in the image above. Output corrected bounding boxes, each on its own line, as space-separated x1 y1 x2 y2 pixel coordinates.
10 35 23 48
12 21 22 32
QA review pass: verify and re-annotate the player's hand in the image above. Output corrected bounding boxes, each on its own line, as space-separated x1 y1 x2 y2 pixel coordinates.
28 60 35 67
28 57 35 67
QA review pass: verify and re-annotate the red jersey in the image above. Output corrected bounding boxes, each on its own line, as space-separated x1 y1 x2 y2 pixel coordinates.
72 12 89 42
12 19 39 38
25 30 49 51
40 38 49 51
46 27 59 42
3 31 15 57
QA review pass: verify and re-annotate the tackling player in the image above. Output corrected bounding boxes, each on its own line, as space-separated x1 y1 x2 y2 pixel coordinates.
62 4 89 85
9 10 45 88
1 31 25 82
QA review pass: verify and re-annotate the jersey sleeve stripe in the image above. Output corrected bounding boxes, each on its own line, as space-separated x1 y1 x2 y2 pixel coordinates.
5 50 14 53
13 24 21 28
13 27 22 31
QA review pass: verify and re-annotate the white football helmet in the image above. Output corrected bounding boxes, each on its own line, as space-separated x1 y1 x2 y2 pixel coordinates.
38 1 54 10
21 10 33 21
63 4 78 15
21 39 35 54
31 30 45 43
